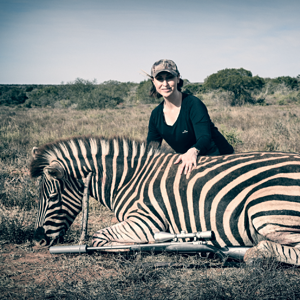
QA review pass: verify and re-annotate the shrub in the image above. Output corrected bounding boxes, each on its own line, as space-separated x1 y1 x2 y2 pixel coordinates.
77 92 123 110
271 76 299 90
76 80 137 109
182 82 203 95
135 80 157 103
24 86 60 107
23 79 137 109
0 85 29 106
203 68 265 106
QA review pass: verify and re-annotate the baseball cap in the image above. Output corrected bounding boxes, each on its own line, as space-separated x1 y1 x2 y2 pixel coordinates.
151 59 180 78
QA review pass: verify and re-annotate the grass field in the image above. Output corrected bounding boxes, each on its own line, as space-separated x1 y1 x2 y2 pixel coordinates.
1 100 300 299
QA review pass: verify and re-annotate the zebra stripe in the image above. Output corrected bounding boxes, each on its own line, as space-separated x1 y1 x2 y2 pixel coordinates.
30 136 300 265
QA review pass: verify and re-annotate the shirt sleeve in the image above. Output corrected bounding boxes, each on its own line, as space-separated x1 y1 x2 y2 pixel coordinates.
189 97 212 154
146 110 163 147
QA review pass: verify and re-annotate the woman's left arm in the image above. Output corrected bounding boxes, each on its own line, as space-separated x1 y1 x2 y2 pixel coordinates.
190 98 212 153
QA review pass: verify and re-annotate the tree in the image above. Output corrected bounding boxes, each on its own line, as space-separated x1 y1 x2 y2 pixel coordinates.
136 80 157 103
271 76 299 90
203 68 265 106
24 86 60 107
182 82 203 95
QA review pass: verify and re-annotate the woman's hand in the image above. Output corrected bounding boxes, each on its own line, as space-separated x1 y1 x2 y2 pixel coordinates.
174 147 199 175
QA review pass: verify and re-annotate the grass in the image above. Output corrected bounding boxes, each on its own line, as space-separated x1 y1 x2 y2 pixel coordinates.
2 100 300 298
1 248 300 299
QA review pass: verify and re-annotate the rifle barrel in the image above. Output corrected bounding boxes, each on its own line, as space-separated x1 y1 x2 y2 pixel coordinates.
49 242 250 260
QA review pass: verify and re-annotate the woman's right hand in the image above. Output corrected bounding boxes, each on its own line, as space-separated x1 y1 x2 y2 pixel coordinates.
174 147 199 175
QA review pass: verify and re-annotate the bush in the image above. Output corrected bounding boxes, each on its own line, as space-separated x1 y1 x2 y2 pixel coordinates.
23 79 139 109
182 82 203 95
77 92 123 110
0 85 32 106
135 80 156 103
76 80 138 109
271 76 299 90
203 68 265 106
24 86 60 107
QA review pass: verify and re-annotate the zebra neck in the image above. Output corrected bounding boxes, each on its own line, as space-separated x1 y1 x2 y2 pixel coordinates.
94 140 159 210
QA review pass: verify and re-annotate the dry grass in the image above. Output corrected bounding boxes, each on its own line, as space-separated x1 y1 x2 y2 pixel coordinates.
209 105 300 153
2 102 300 158
2 102 300 299
1 245 300 299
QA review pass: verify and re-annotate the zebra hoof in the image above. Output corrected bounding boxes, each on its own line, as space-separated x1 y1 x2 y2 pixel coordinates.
243 244 269 265
244 257 265 266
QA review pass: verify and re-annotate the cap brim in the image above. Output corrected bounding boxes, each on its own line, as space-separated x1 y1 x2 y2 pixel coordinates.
153 69 178 78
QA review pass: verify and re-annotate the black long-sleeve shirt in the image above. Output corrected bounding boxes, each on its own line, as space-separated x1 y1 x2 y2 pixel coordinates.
147 93 234 155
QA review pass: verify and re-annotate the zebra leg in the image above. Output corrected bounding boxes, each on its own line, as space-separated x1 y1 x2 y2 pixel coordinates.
246 215 300 265
92 219 166 247
244 240 300 265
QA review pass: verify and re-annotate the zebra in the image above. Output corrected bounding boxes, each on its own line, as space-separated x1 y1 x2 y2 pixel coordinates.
30 136 300 265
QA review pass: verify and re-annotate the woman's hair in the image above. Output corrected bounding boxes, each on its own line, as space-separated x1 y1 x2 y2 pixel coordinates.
150 77 184 98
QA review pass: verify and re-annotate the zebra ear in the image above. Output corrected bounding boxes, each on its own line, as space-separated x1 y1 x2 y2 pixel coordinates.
44 162 64 179
32 147 39 159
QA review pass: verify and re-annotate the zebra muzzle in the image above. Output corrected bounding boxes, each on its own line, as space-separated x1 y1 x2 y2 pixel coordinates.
34 227 50 246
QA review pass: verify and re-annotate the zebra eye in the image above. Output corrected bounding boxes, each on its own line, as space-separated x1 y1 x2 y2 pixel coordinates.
48 192 59 201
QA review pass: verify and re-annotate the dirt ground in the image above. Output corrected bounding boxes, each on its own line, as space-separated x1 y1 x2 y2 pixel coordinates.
1 243 53 297
0 241 122 299
0 215 120 299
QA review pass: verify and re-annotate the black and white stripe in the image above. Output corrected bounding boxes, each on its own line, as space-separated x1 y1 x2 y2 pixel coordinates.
30 136 300 264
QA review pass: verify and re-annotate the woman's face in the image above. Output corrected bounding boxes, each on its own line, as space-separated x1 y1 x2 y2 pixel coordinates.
152 72 180 98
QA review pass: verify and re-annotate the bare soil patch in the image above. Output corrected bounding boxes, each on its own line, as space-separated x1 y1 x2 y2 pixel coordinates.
0 242 118 299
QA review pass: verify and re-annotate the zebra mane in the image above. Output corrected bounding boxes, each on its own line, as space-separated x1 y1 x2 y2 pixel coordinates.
29 135 164 178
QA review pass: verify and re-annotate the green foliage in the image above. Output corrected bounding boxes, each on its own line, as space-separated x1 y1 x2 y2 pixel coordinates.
1 71 299 109
135 80 159 103
271 76 299 90
0 85 33 106
69 77 97 94
263 76 299 96
24 79 97 108
24 85 60 107
182 82 203 95
203 68 265 106
76 91 123 110
22 79 138 109
76 80 141 109
101 80 136 102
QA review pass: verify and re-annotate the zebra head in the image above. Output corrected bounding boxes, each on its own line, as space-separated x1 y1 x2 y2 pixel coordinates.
30 147 84 247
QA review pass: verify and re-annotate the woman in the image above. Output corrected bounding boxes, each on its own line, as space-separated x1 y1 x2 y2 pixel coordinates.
146 59 234 175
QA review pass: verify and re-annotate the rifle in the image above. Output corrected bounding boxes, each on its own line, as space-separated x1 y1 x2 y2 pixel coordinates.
49 231 250 261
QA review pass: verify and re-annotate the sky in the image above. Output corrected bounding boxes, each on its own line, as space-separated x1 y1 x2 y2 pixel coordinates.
0 0 299 84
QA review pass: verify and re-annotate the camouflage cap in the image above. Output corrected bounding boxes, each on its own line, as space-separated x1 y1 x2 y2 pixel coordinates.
151 59 180 78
